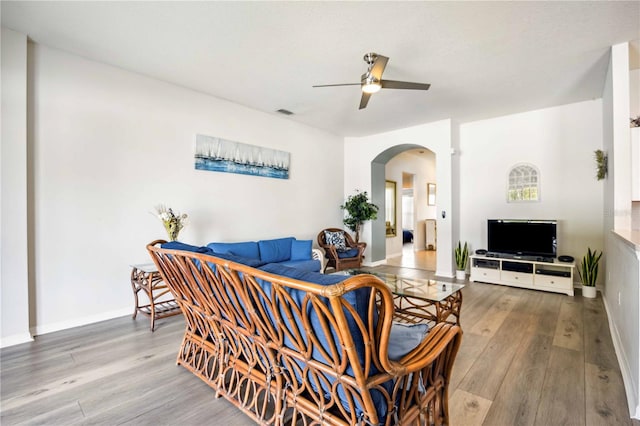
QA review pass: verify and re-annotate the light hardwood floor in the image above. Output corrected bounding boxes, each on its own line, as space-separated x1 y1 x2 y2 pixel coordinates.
385 244 436 271
1 266 635 425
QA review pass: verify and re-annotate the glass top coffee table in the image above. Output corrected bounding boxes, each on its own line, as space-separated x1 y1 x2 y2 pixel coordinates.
335 269 464 326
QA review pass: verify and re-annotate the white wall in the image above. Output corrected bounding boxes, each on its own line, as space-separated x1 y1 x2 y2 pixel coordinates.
630 69 639 120
344 120 453 276
385 151 435 257
1 28 32 347
607 233 640 419
459 100 604 268
602 42 640 419
612 44 633 231
23 43 344 336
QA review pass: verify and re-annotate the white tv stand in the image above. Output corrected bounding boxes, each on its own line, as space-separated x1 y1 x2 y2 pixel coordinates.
470 254 575 296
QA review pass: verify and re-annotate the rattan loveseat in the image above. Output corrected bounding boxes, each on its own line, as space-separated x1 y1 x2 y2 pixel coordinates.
147 240 462 426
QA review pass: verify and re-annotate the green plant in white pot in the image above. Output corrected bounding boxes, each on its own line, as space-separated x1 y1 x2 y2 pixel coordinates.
578 247 602 298
455 241 469 280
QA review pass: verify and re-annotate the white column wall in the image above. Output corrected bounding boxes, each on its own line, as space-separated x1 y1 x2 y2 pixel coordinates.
1 28 32 347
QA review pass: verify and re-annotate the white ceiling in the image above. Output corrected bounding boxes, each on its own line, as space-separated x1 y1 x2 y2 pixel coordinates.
2 1 639 137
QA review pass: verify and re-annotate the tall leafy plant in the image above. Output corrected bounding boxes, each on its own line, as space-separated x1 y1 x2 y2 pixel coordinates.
578 248 602 287
341 190 379 243
455 241 469 271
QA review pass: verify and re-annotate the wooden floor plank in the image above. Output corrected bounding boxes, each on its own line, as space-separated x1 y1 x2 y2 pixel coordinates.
524 290 563 336
552 298 584 351
482 332 552 426
585 362 632 426
449 389 492 426
468 292 521 337
583 297 621 370
457 304 528 400
535 345 585 426
450 332 491 391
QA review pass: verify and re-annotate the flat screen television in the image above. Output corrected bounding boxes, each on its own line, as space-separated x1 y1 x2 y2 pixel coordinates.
487 219 557 259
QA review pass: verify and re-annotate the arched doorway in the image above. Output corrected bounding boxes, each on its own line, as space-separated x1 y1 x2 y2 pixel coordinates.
343 119 455 277
370 144 435 266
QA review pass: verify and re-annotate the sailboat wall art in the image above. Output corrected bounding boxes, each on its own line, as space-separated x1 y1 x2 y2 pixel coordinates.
194 134 290 179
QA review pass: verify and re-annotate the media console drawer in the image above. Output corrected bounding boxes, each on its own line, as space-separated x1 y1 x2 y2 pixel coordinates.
471 267 500 282
500 270 533 286
535 274 570 288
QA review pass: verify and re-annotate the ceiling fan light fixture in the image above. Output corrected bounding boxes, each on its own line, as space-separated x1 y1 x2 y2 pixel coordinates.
362 81 381 94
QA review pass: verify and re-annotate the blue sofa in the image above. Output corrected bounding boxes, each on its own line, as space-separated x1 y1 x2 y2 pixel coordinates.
207 237 323 272
162 237 324 272
149 240 462 425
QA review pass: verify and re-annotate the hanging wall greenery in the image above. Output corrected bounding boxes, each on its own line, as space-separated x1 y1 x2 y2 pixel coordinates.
594 149 607 181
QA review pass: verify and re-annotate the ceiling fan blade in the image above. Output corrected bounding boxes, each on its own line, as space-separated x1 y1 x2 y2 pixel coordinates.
359 92 372 110
369 55 389 80
380 79 431 90
312 83 361 88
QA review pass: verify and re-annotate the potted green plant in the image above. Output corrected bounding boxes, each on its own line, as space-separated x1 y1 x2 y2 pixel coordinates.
455 241 469 280
341 190 379 243
578 247 602 298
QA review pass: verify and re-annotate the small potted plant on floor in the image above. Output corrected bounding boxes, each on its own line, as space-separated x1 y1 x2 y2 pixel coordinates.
455 241 469 280
579 247 602 298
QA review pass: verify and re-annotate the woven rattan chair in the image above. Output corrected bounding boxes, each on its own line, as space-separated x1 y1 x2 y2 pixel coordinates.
317 228 366 272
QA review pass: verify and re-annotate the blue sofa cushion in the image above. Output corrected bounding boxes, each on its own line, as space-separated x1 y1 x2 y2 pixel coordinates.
290 239 313 261
258 237 294 263
161 241 213 254
337 248 359 258
207 241 259 259
279 259 321 272
259 263 343 285
388 322 429 361
210 251 266 268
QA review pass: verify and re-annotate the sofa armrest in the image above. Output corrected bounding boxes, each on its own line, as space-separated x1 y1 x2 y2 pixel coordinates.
311 248 326 273
379 322 462 376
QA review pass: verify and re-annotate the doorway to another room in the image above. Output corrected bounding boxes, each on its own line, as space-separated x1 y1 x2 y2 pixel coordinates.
383 165 437 271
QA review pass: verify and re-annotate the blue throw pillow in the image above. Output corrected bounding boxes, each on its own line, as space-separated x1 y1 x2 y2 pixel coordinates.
290 239 313 261
161 241 213 254
387 322 429 361
324 230 347 251
258 237 294 263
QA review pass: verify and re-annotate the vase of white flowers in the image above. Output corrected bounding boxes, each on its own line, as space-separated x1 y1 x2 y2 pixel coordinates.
155 205 188 241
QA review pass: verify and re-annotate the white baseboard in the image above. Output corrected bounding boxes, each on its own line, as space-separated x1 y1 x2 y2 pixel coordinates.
31 307 132 337
0 332 34 348
435 270 455 279
602 293 638 419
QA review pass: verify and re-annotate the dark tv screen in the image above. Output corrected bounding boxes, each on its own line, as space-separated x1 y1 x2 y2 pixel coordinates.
488 220 557 258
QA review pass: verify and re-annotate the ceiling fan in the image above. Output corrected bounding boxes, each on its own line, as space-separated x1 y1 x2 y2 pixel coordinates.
313 52 431 110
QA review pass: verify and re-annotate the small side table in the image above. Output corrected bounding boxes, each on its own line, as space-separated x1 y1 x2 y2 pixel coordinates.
130 263 180 331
